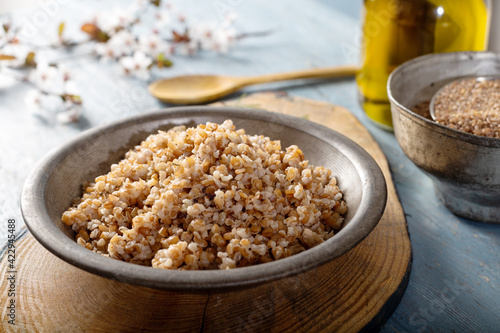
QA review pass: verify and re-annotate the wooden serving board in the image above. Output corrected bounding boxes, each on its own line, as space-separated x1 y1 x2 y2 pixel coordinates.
0 93 411 332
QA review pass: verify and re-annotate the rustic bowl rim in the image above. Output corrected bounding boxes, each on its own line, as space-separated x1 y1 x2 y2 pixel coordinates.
387 51 500 148
21 106 387 290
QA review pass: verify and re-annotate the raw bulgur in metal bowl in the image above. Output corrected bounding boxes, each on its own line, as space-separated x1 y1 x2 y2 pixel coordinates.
21 107 387 290
388 51 500 223
431 77 500 138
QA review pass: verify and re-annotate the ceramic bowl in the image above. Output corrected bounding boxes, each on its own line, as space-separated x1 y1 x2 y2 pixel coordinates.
21 107 387 290
388 51 500 223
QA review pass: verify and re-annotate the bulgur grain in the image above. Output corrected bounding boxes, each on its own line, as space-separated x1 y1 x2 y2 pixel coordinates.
62 120 347 270
433 78 500 138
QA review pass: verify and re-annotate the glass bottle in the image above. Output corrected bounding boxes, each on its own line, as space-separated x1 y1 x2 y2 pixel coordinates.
357 0 490 130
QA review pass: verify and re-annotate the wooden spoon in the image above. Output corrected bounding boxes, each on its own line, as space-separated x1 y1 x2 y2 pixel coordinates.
148 65 359 104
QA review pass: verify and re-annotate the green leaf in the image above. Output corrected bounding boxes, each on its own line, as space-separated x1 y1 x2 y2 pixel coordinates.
61 94 82 104
24 52 36 67
58 22 65 37
162 59 172 67
156 53 173 69
97 30 110 43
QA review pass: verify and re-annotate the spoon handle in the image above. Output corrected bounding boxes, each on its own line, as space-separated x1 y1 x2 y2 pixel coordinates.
239 65 359 86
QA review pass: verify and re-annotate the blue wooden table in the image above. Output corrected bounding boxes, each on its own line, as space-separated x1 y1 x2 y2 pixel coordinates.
1 1 499 332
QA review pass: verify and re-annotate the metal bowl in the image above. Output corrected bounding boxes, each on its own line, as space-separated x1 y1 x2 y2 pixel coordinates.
388 52 500 223
21 107 387 290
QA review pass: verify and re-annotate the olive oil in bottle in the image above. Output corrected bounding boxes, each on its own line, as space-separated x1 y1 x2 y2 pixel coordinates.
357 0 490 129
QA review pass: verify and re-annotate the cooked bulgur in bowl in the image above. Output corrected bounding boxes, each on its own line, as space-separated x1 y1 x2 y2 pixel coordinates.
62 120 348 270
22 107 386 289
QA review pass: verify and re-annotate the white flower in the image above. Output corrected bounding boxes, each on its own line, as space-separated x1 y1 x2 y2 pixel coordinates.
189 22 216 51
64 80 79 95
94 43 121 61
138 34 171 57
222 11 237 28
164 2 178 13
211 28 237 54
0 43 31 68
129 0 149 15
95 30 136 60
56 107 82 124
188 25 236 54
29 62 66 94
26 90 65 122
134 0 148 6
26 61 82 123
26 90 44 108
154 9 172 31
177 40 198 56
119 51 152 79
26 88 82 124
96 8 135 35
186 20 237 54
110 30 136 54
